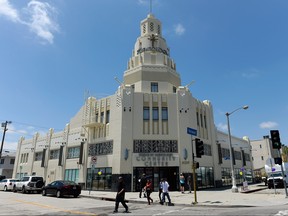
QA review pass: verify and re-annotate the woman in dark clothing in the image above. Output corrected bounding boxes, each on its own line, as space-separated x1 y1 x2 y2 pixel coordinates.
139 173 147 198
114 176 130 213
144 179 153 205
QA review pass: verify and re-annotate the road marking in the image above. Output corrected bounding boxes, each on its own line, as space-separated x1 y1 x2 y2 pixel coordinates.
14 199 97 215
153 210 180 215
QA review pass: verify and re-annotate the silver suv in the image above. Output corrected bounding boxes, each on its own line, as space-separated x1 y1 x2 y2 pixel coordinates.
13 176 44 194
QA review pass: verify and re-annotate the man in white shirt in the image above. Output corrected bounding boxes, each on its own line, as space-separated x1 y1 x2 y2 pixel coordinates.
160 178 172 205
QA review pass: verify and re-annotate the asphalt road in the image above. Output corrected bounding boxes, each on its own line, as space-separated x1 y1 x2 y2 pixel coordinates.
1 190 288 216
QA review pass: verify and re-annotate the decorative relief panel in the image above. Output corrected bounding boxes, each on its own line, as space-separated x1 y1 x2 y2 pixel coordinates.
133 140 177 153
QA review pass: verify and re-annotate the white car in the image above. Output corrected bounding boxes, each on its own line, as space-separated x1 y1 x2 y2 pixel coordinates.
0 179 19 191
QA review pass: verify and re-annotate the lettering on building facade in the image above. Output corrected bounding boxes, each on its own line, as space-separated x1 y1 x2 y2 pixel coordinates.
134 153 177 167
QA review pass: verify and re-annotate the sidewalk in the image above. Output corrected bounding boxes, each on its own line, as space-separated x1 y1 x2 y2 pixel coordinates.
80 184 288 207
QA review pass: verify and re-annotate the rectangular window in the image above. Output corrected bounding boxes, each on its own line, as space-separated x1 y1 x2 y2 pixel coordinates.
10 158 15 164
200 114 203 127
50 150 60 159
217 143 222 164
196 112 199 126
106 110 110 123
64 169 79 183
143 107 150 120
96 113 99 122
88 141 113 156
151 82 158 92
162 107 168 120
173 86 176 93
100 112 104 123
204 115 207 128
0 159 4 164
67 147 80 159
35 152 43 161
204 144 212 156
153 107 159 120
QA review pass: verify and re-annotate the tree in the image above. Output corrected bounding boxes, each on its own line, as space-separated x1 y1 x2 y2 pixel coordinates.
281 145 288 162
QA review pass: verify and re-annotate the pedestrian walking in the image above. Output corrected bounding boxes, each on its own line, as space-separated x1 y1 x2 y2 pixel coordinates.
113 176 130 214
144 179 153 205
180 173 185 193
139 173 147 198
158 178 163 202
160 178 172 205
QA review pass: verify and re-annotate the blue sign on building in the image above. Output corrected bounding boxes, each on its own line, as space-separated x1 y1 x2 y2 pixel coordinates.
187 127 197 136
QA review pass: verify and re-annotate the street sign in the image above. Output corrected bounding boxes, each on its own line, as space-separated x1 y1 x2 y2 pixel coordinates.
91 156 97 164
187 127 197 136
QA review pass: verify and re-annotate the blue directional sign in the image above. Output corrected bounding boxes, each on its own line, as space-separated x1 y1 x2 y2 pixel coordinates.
187 127 197 136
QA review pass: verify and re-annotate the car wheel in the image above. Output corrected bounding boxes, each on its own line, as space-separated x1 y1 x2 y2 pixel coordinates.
42 189 46 196
73 194 79 198
4 186 7 192
56 190 61 198
22 186 26 194
13 186 17 193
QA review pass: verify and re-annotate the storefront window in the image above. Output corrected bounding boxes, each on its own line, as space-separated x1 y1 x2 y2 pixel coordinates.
86 167 112 191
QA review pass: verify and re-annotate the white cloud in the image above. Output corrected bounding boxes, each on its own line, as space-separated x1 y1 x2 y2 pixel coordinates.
0 0 59 44
0 0 20 22
259 121 278 129
241 68 259 79
217 122 228 131
26 0 59 44
138 0 147 5
174 23 185 36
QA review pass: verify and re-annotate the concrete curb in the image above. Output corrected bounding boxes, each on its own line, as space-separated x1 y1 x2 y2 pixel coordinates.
80 194 258 208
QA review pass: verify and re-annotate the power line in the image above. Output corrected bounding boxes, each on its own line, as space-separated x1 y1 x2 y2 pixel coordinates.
0 119 62 131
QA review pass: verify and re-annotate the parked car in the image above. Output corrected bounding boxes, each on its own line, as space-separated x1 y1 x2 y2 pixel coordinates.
42 180 81 198
13 176 44 193
0 179 19 191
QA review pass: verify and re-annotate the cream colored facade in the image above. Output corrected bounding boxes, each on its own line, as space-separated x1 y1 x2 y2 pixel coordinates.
250 136 279 178
13 13 252 191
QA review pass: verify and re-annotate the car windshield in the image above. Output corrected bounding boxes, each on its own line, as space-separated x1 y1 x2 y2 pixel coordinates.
270 173 282 178
31 177 43 182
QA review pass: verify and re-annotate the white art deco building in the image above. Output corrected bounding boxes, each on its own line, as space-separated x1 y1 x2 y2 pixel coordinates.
13 13 252 191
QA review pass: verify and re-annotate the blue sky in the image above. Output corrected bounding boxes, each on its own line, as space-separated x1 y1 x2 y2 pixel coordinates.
0 0 288 151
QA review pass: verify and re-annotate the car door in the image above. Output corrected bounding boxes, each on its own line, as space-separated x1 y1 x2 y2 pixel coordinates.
49 181 58 195
46 181 55 195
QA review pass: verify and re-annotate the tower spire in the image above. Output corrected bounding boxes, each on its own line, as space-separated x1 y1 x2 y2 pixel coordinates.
149 0 152 14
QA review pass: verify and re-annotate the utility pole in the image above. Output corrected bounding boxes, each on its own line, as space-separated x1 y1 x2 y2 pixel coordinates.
191 137 197 204
0 121 12 160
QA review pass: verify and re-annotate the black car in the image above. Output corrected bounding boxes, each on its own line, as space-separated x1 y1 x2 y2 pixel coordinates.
42 180 81 198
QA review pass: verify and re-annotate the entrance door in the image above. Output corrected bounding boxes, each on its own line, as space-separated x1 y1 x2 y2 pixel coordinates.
134 167 179 191
159 167 178 191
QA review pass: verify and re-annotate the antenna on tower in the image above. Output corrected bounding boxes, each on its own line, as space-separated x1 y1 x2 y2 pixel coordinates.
150 0 152 14
185 80 195 88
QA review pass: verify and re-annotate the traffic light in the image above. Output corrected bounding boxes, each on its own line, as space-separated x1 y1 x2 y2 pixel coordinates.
274 157 282 165
270 130 281 149
195 138 204 158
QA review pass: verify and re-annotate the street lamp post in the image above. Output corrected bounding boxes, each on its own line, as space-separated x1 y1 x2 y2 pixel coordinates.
226 105 248 193
1 121 12 160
